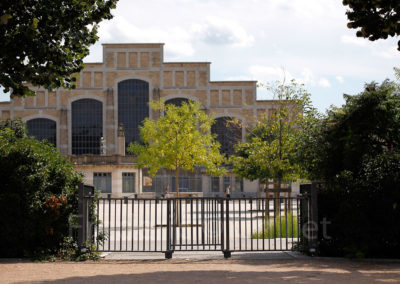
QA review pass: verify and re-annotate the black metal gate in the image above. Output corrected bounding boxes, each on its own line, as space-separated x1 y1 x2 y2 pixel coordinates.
79 191 312 258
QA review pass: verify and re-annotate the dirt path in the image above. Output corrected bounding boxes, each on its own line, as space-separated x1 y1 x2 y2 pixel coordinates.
1 258 400 284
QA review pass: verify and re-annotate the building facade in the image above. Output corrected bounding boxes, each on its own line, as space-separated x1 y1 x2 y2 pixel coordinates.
0 43 279 197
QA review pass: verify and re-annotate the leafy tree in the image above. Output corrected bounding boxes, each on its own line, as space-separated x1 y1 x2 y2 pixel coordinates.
0 119 82 257
230 80 315 206
0 0 117 96
129 100 226 195
303 80 400 182
343 0 400 50
299 80 400 258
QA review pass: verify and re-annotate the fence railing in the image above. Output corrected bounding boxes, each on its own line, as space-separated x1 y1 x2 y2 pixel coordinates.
78 191 313 259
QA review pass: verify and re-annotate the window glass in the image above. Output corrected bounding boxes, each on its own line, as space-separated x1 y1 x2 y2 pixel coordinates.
27 118 56 146
235 177 244 192
165 98 189 107
211 117 241 157
72 99 102 155
122 172 135 193
223 176 232 191
211 176 220 192
93 172 111 193
118 79 149 152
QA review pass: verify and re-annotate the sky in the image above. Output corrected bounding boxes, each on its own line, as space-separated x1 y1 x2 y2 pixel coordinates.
1 0 399 112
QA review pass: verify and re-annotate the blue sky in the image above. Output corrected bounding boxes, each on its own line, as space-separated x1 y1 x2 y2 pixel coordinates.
1 0 399 112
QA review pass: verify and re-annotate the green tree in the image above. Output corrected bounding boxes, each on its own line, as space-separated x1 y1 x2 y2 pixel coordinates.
0 0 117 96
128 100 226 195
343 0 400 50
299 80 400 257
0 119 82 257
230 80 315 206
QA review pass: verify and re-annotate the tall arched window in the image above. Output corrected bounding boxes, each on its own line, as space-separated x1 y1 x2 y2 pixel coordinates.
165 97 189 107
72 99 103 155
118 79 149 152
211 117 242 157
27 118 56 146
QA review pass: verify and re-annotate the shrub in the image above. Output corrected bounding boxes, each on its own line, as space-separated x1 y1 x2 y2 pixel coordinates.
253 212 299 239
0 124 82 258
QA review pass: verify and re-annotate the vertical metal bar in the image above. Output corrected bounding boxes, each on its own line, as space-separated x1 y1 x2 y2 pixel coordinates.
120 199 123 251
291 197 294 249
137 199 140 251
131 199 134 251
161 199 164 251
250 198 253 251
185 199 188 250
108 198 111 251
202 198 205 249
173 198 177 251
155 199 158 251
239 198 242 251
262 197 265 251
196 199 199 247
191 199 193 250
143 200 146 251
256 198 259 250
149 200 151 251
179 199 182 250
96 199 100 250
166 199 171 256
286 197 288 250
125 198 128 251
114 199 117 251
273 197 276 251
233 199 236 250
207 199 210 248
245 199 248 250
225 198 230 255
280 196 282 250
221 197 224 252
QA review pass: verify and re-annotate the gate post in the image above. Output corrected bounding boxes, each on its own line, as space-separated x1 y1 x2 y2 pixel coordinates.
165 198 173 259
77 183 93 249
308 182 319 254
223 198 231 258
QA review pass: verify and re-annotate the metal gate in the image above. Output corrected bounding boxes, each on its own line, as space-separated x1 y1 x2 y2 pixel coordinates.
79 192 312 258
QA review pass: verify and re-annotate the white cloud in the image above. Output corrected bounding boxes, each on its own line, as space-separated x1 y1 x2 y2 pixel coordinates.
341 35 367 46
192 17 254 47
336 75 344 83
318 78 331 88
98 17 195 58
372 45 399 59
248 65 294 83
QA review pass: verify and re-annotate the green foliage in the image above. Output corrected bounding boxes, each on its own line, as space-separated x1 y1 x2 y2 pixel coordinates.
0 0 118 96
230 79 315 185
0 121 82 257
128 100 226 193
253 212 299 239
300 80 400 258
302 80 400 182
343 0 400 50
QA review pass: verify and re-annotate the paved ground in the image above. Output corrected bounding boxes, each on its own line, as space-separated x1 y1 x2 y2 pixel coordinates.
1 252 400 284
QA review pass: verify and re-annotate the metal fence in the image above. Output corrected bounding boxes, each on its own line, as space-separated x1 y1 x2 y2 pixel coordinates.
79 193 311 258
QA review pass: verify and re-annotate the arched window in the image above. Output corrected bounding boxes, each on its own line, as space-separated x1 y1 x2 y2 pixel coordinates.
27 118 56 146
118 79 149 152
72 99 103 155
165 97 189 107
211 117 242 157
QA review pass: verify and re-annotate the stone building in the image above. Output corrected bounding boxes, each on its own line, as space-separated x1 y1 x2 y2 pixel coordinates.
0 43 278 197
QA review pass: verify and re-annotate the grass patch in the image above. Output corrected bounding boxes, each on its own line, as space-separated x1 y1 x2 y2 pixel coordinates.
252 212 299 239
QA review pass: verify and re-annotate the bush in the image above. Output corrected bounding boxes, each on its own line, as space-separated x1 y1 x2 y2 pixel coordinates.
0 124 82 258
253 212 299 239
